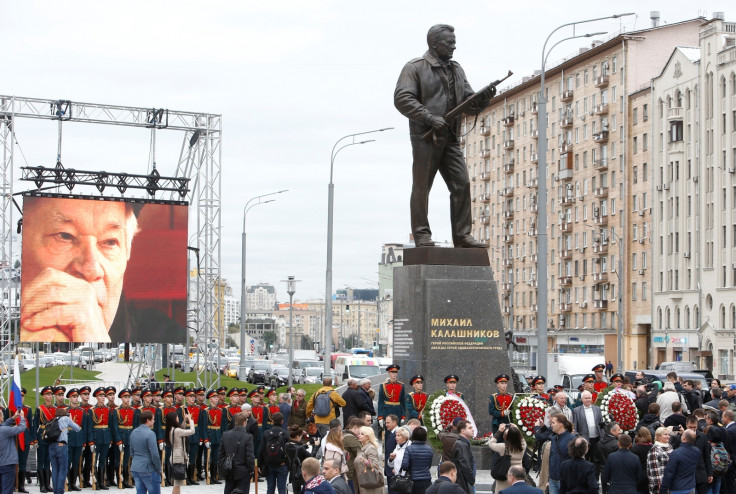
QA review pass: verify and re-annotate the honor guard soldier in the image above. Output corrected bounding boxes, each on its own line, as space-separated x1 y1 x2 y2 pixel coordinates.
195 387 207 408
203 390 223 484
66 388 89 491
222 388 242 431
104 386 120 488
194 387 207 481
106 387 118 408
238 388 248 404
217 387 228 409
35 386 56 493
489 374 514 433
135 389 164 447
181 389 204 485
115 389 135 489
79 387 94 488
248 389 271 456
173 387 186 408
54 386 67 408
131 388 142 409
530 376 549 401
266 388 281 417
445 375 462 397
407 375 428 423
378 364 406 423
11 388 34 493
151 388 162 409
592 364 608 393
91 386 117 490
581 374 598 403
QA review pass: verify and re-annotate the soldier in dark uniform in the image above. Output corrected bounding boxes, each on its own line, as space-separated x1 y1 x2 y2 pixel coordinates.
202 390 223 484
34 386 56 493
581 374 598 403
9 388 34 493
151 388 162 409
266 388 281 419
115 389 135 489
104 386 118 487
445 374 462 397
131 388 142 410
65 388 88 491
54 386 67 408
180 389 203 485
406 375 428 423
79 386 94 488
194 387 207 481
489 374 514 433
222 388 242 431
217 387 228 409
248 389 271 457
160 390 178 486
378 364 406 423
173 386 186 408
530 376 549 401
592 364 608 394
91 386 117 490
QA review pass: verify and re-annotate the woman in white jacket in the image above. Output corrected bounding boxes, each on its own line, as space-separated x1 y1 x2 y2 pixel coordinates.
388 427 412 475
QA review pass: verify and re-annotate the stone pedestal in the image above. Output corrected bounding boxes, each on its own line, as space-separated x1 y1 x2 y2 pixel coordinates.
393 249 512 435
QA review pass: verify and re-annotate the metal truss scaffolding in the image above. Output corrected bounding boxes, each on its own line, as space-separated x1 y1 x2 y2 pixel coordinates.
0 95 222 393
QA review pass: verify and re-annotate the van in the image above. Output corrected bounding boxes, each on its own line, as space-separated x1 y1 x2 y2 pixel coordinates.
334 356 380 386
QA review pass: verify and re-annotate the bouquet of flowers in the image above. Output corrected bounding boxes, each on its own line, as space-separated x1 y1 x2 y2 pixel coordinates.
508 395 548 444
597 386 639 432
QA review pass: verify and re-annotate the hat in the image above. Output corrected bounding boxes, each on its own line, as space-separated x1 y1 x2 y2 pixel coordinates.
495 374 510 383
54 386 66 396
387 364 400 372
531 376 546 386
217 386 228 394
66 388 79 398
141 389 152 398
256 385 266 393
93 387 107 398
79 386 91 395
265 388 277 399
444 375 459 384
185 389 196 397
174 386 185 395
592 364 605 372
227 388 240 398
206 390 218 399
41 386 54 396
152 389 161 396
196 387 206 395
118 389 132 398
577 383 585 391
582 374 595 383
611 373 624 383
239 388 248 396
132 387 142 395
451 417 463 426
105 386 117 395
547 388 557 394
247 389 260 399
20 388 27 396
410 375 424 386
729 384 736 391
162 390 173 398
163 374 171 380
554 385 564 391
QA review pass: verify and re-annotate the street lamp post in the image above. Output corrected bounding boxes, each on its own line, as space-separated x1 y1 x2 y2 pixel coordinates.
285 276 299 387
240 190 288 378
536 12 634 378
324 127 392 377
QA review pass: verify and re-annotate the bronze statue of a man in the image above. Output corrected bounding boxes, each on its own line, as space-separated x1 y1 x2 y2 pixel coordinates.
394 24 495 248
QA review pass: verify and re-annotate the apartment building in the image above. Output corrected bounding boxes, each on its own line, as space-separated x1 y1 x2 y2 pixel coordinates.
467 18 702 370
651 16 736 378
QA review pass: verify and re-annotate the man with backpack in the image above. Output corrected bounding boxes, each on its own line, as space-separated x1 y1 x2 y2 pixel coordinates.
259 412 288 494
306 378 346 436
219 412 255 494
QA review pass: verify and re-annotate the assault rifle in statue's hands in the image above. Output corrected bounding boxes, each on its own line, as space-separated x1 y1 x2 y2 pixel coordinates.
422 69 513 142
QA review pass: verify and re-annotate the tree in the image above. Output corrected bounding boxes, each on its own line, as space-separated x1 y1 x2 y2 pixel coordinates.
227 323 239 334
301 334 313 350
263 331 278 349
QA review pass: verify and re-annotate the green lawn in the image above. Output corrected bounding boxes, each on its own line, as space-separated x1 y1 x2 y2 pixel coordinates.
20 366 102 409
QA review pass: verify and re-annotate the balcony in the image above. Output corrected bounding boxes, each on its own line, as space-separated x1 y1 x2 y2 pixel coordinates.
527 177 538 188
560 249 573 260
531 129 539 139
593 187 609 198
503 305 511 315
593 214 608 226
595 103 609 115
480 125 491 136
593 272 609 284
531 203 539 213
560 302 573 313
480 148 491 158
480 193 491 203
502 115 515 127
560 222 572 233
594 299 609 310
561 90 574 102
480 215 490 224
593 243 609 255
594 75 609 88
504 161 514 174
503 209 514 219
593 158 608 171
593 130 609 143
504 139 515 150
531 254 538 262
560 140 572 154
503 234 513 243
504 258 513 267
480 171 490 180
531 103 538 115
502 186 514 197
559 275 573 287
527 228 537 237
561 195 575 206
668 107 683 121
531 153 538 163
502 282 512 292
561 116 574 128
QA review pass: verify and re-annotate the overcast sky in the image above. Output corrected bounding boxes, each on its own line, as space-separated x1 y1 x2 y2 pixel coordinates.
3 1 726 302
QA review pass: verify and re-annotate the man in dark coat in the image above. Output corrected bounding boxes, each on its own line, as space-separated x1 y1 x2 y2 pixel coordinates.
340 380 363 425
219 412 255 494
672 416 713 493
661 430 701 494
595 422 621 487
323 459 350 494
498 466 543 494
426 461 471 494
601 434 643 493
451 421 475 494
394 24 494 248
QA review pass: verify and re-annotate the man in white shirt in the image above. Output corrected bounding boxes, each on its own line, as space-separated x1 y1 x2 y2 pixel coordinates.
572 391 603 461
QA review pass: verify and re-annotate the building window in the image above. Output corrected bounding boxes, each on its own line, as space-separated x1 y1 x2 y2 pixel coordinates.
669 121 683 142
632 282 637 301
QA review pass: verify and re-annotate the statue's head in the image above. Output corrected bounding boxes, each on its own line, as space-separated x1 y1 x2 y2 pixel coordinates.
427 24 456 62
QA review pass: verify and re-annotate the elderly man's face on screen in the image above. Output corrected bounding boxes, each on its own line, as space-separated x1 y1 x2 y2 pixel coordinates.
20 197 137 342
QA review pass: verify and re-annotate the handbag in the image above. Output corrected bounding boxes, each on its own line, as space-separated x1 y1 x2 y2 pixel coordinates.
171 463 186 481
490 446 511 481
355 454 384 489
388 475 413 494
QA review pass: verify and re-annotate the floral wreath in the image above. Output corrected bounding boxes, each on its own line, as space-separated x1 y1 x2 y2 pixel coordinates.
508 395 548 447
423 390 470 450
595 386 639 432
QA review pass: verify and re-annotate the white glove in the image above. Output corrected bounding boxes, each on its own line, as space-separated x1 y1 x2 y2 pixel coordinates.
119 444 124 452
159 442 164 451
90 445 96 453
205 442 211 449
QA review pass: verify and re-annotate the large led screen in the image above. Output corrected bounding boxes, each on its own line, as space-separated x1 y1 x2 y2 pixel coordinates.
20 196 188 343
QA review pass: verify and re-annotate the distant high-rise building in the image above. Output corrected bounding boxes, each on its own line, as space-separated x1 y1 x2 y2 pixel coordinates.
246 283 277 312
